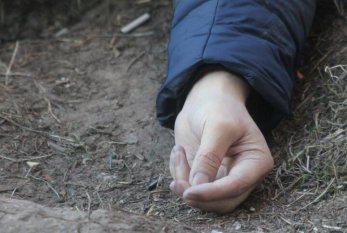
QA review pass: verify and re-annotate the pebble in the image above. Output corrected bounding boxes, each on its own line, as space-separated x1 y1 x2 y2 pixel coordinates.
232 221 242 230
211 230 223 233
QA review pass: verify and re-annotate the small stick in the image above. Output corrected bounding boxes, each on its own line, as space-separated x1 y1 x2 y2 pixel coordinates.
0 72 32 77
150 190 170 194
126 51 145 71
271 176 302 200
0 115 76 144
47 142 67 153
118 31 154 37
10 181 29 198
98 31 155 38
121 13 151 34
168 129 174 137
86 192 92 216
0 153 52 162
29 175 61 199
279 216 294 226
300 178 335 210
11 187 18 198
97 140 137 146
322 224 343 231
96 192 104 208
5 41 19 86
0 154 17 162
86 192 92 232
325 65 347 80
44 97 61 123
25 167 33 178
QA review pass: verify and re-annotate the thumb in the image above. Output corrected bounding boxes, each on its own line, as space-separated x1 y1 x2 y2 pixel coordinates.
189 120 240 186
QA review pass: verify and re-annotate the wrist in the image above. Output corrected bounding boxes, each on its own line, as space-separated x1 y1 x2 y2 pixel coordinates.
188 71 250 105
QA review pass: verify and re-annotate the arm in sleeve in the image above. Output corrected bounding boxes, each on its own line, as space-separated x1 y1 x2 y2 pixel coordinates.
156 0 316 133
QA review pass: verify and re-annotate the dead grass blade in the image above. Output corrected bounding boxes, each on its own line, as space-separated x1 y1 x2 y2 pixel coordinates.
300 178 335 210
5 41 19 86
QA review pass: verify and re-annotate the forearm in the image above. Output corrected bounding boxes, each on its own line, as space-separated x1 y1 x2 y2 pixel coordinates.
157 0 316 132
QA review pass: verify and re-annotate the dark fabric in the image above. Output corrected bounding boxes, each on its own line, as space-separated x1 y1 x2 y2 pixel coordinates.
156 0 316 132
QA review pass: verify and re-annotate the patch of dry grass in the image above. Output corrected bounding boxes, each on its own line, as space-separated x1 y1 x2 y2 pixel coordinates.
270 2 347 208
335 0 346 15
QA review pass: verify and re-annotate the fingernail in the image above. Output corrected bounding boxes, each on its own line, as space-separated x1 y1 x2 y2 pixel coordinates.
192 172 209 186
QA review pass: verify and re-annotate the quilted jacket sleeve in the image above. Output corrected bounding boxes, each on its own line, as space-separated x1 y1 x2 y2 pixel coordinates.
156 0 316 132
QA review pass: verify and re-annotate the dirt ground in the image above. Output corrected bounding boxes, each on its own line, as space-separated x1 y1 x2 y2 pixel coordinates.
0 1 346 232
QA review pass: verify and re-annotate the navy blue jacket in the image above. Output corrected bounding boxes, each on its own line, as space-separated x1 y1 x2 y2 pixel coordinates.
156 0 316 132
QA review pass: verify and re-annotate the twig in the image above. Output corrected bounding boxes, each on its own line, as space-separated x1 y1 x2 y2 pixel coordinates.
5 41 19 86
325 65 347 80
300 178 335 210
0 114 46 134
11 188 18 198
126 51 146 72
117 31 155 37
285 192 311 207
47 141 67 154
0 72 32 77
322 224 343 231
44 97 61 123
10 181 29 198
150 190 170 194
96 192 104 208
103 31 155 38
0 153 52 162
86 192 92 233
168 129 174 137
97 140 137 146
272 176 302 200
334 0 344 15
86 192 92 217
29 175 61 199
25 166 33 178
279 216 294 226
0 115 77 144
0 154 17 162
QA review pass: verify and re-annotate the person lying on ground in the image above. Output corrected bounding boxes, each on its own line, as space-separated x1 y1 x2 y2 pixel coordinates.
156 0 317 213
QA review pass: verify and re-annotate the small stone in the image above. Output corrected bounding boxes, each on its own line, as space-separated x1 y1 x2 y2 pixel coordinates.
26 161 40 168
211 230 223 233
232 221 242 231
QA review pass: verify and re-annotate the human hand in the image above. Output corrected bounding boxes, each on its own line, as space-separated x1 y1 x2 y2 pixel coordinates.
169 71 274 213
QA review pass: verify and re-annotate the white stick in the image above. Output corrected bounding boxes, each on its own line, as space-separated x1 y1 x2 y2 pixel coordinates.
5 41 19 86
121 13 150 34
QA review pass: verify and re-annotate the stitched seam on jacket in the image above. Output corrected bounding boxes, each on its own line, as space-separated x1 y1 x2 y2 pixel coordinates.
201 0 220 59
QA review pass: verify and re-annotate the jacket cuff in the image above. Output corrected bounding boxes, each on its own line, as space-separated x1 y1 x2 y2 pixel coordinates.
156 63 286 133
